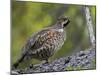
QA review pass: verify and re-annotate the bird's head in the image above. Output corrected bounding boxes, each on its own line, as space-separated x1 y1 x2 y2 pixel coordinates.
56 17 70 29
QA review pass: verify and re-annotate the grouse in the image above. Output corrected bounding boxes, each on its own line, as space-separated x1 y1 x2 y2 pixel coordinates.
13 17 70 69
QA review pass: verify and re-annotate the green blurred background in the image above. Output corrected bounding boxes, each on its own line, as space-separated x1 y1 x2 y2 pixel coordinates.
12 1 96 68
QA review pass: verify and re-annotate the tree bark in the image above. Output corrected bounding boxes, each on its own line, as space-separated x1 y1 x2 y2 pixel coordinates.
84 6 95 46
11 47 95 74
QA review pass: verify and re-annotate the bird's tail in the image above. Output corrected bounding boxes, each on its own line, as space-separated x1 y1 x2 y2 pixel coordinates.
12 54 26 69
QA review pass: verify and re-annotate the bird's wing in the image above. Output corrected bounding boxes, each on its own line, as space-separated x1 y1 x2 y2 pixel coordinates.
22 28 52 53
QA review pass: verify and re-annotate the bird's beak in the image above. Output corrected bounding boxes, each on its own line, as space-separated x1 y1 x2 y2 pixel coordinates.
64 19 70 27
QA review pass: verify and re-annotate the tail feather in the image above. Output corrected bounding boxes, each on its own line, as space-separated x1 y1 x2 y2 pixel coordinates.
12 54 26 69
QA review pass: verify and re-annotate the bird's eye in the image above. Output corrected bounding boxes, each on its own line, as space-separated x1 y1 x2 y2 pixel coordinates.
62 18 66 22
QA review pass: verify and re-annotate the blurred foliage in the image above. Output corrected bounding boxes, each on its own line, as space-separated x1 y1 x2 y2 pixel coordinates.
12 1 96 68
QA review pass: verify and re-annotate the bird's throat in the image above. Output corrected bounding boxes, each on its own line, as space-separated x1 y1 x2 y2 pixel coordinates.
58 29 64 32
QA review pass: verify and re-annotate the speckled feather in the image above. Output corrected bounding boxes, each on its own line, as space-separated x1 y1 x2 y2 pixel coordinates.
13 17 70 69
22 28 66 60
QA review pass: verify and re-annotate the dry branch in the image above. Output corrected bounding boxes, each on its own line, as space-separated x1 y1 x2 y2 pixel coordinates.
84 6 95 46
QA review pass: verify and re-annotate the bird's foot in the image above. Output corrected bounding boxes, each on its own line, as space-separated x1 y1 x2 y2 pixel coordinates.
41 60 49 65
29 64 34 69
29 64 40 70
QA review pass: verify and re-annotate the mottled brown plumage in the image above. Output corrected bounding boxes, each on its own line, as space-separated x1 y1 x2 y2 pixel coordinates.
13 17 70 69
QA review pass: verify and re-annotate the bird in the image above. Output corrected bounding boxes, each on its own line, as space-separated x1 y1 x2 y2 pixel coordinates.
12 16 70 69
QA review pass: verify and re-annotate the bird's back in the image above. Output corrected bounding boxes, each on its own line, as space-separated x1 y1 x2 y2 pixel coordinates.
22 27 66 61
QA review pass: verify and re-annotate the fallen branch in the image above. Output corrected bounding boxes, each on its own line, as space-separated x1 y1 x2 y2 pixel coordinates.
12 47 95 74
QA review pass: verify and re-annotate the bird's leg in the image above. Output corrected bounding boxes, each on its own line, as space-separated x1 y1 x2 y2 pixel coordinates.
28 64 41 70
45 59 49 64
29 64 34 69
41 59 49 65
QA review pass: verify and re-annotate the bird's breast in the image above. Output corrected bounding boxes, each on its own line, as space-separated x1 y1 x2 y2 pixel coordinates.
30 30 66 60
45 30 66 52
